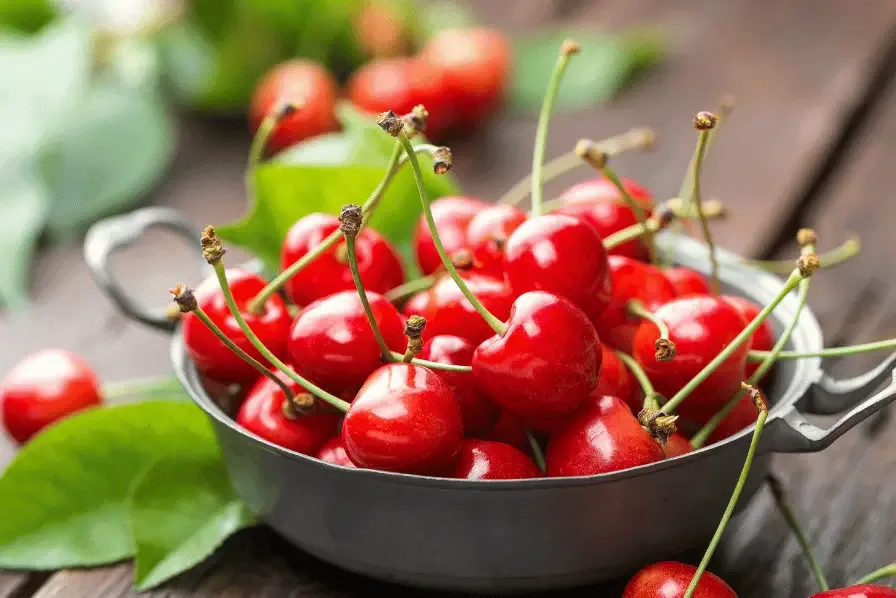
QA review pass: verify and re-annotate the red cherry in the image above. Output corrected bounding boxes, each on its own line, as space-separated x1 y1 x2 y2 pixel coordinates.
401 288 432 318
623 561 737 598
594 256 678 353
417 335 499 436
663 266 713 297
545 395 664 476
664 433 694 458
316 436 356 468
473 291 601 418
633 297 749 414
596 346 640 413
521 413 566 436
280 213 404 307
288 290 406 395
183 268 292 384
558 176 654 213
811 586 896 598
465 204 527 279
504 214 613 320
450 439 541 480
720 295 774 379
415 272 514 345
485 410 529 451
0 350 102 444
687 390 766 446
413 196 487 275
555 200 648 260
342 363 463 474
249 60 338 155
236 370 339 456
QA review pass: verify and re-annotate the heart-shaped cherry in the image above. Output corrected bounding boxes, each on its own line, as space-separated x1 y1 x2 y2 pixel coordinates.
554 199 648 261
316 436 356 468
342 363 463 474
558 176 654 213
289 290 406 395
280 213 404 307
485 410 529 451
450 439 542 480
811 586 896 598
417 334 499 436
473 291 601 418
623 561 737 598
414 196 487 275
663 266 713 297
183 268 292 384
465 203 527 279
596 346 639 413
720 295 774 379
664 432 694 458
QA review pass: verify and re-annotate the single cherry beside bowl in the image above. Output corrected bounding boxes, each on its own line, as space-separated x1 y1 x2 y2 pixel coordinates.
451 439 541 480
413 195 487 275
623 561 737 598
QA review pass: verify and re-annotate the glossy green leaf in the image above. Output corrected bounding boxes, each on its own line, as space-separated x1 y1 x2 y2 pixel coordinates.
0 0 56 33
130 454 256 590
0 401 217 569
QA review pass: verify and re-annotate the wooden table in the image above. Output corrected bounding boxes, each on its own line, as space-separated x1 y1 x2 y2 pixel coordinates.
2 1 896 596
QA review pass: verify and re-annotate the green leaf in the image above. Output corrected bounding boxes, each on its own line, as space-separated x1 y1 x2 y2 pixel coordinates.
0 401 217 569
130 454 256 590
0 167 48 310
0 0 56 33
509 27 664 113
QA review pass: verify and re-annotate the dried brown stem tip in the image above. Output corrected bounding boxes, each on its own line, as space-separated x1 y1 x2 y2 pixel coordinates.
575 139 608 169
636 128 657 151
376 110 404 137
403 315 427 357
200 226 226 264
561 39 581 56
338 204 363 237
637 407 679 446
796 228 817 248
401 104 429 138
654 204 676 228
433 146 453 174
741 381 768 413
797 253 820 278
654 338 676 362
169 283 197 313
694 111 719 131
274 101 299 121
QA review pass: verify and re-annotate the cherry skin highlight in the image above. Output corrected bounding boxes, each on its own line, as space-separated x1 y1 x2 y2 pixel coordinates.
555 199 648 261
0 349 102 444
316 436 356 468
596 346 640 413
288 290 406 395
413 195 487 275
720 295 774 379
280 213 404 307
473 291 601 419
465 204 528 279
811 586 896 598
663 266 712 297
623 561 737 598
416 272 514 345
183 268 292 384
545 395 665 477
450 439 542 480
558 176 654 213
664 433 694 458
342 363 463 475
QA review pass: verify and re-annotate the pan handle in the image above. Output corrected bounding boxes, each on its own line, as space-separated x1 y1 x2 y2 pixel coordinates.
84 207 201 333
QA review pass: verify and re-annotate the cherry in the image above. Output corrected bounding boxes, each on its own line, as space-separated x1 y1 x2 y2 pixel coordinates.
401 288 432 318
465 204 528 279
633 296 749 415
558 176 654 213
473 291 601 418
720 295 774 379
249 59 338 155
316 436 356 468
450 439 541 480
687 390 767 446
595 346 640 413
0 349 102 444
623 561 737 598
554 199 648 261
414 272 514 345
485 410 529 451
811 586 896 598
183 268 292 384
663 266 713 297
342 363 463 474
413 195 487 275
417 334 499 436
280 213 404 307
504 214 613 320
288 290 406 395
664 432 695 458
236 369 340 456
545 394 665 476
594 255 678 353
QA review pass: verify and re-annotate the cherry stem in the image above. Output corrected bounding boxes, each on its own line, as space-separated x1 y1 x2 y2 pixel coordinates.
750 339 896 361
526 428 547 472
626 299 676 363
683 385 767 598
615 350 662 409
743 237 860 274
530 40 579 217
600 164 655 262
676 99 733 212
690 124 720 295
603 218 661 250
766 474 830 592
602 197 726 250
384 275 437 303
855 563 896 585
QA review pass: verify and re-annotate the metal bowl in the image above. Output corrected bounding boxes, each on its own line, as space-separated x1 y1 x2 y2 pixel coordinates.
85 207 896 593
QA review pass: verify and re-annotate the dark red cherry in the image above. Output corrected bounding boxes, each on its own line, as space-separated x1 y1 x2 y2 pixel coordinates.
417 335 499 436
316 435 356 468
596 346 640 413
342 363 463 474
485 410 529 451
288 290 406 395
554 200 648 261
280 213 404 307
812 586 896 598
465 204 527 278
664 433 694 458
521 413 566 436
633 297 749 414
623 561 737 598
450 439 542 480
594 255 677 353
504 214 612 320
720 295 774 379
236 369 340 456
686 390 766 445
416 272 514 345
473 291 601 418
414 196 487 275
663 266 712 297
183 268 292 384
545 394 664 476
558 176 654 213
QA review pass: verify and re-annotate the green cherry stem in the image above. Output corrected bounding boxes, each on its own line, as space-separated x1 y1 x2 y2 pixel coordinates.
743 237 859 274
600 163 655 262
385 275 437 303
683 384 767 598
526 428 547 472
602 196 727 251
627 300 676 362
690 111 721 295
615 350 662 409
766 474 830 592
749 339 896 361
854 563 896 586
530 39 580 217
603 217 662 250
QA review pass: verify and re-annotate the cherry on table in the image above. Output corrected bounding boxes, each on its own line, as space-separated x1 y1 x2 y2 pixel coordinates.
811 586 896 597
413 272 514 345
465 203 528 279
623 561 737 598
663 266 713 297
555 199 648 261
558 176 655 213
720 295 774 379
413 196 487 275
316 436 356 468
450 439 542 480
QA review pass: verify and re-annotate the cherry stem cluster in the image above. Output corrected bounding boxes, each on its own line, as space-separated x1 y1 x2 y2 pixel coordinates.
602 197 725 251
744 237 859 274
690 112 721 295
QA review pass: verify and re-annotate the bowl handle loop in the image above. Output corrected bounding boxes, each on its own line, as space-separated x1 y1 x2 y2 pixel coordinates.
83 207 202 333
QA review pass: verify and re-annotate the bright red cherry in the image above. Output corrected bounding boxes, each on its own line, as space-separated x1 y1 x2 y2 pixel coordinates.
504 214 612 320
473 291 601 418
664 433 694 458
811 586 896 598
623 561 737 598
451 439 541 480
485 410 529 451
183 268 292 384
720 295 774 379
413 196 487 275
0 349 102 444
558 176 654 213
596 346 640 413
416 272 514 345
663 266 712 297
546 394 665 476
555 200 648 261
236 370 340 456
594 255 678 353
280 213 404 307
342 363 463 474
633 296 749 414
417 335 498 436
684 390 765 446
249 60 338 155
288 291 406 395
401 288 432 318
465 204 527 279
316 436 356 468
